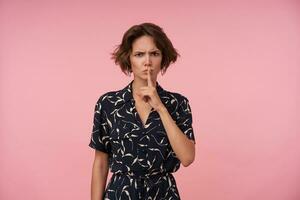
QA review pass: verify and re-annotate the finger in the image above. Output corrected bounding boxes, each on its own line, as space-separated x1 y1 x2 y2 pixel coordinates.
144 96 149 102
139 86 152 91
138 90 151 102
147 66 153 87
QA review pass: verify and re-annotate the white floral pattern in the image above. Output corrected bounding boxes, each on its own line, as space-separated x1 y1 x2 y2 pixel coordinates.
89 80 195 199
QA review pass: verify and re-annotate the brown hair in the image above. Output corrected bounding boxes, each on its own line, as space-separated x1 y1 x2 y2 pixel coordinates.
111 22 180 76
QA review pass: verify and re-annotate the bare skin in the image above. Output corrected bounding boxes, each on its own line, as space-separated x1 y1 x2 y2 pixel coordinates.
130 35 162 127
91 150 109 200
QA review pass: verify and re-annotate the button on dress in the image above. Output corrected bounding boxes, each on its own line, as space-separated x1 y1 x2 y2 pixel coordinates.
89 80 195 200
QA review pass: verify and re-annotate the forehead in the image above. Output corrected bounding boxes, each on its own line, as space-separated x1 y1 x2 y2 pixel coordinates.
131 35 159 51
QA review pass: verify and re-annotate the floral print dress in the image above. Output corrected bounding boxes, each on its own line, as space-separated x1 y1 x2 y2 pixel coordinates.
89 80 195 200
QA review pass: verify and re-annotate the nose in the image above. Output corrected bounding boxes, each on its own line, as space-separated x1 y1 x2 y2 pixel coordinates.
145 54 152 66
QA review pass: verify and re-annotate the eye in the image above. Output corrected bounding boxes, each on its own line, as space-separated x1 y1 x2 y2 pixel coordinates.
135 53 144 57
152 52 160 56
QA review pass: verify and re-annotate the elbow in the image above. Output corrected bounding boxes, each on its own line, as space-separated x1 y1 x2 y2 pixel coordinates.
181 155 195 167
181 142 195 167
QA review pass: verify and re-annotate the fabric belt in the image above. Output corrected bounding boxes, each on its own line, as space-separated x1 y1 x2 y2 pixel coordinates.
113 171 169 189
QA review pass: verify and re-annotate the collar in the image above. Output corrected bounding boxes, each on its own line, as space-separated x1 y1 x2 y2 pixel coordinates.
115 80 171 107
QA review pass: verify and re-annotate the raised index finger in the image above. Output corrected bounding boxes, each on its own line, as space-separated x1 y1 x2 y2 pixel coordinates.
147 66 153 87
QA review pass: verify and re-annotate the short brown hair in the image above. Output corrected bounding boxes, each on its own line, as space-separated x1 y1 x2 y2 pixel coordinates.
111 22 180 76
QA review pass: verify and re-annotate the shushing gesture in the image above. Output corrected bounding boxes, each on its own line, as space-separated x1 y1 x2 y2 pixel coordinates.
136 66 164 112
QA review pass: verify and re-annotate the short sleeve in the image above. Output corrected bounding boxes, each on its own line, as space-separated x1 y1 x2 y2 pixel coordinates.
176 96 195 143
88 96 111 153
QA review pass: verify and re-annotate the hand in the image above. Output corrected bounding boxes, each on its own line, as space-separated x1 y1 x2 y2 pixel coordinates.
137 67 165 112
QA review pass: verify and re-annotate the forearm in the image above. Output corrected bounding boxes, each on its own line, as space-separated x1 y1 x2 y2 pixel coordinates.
157 105 195 167
91 161 109 200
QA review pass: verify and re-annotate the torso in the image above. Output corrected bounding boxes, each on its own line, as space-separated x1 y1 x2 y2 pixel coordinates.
89 80 195 199
133 96 153 127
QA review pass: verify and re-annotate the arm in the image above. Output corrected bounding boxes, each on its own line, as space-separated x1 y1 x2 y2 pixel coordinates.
91 150 109 200
157 105 195 167
138 66 195 167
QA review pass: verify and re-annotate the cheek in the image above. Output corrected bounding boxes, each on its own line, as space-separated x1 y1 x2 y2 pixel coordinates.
154 57 162 68
155 57 162 65
129 58 139 69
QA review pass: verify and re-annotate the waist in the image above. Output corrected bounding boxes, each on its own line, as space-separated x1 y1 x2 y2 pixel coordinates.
113 170 170 179
111 171 174 190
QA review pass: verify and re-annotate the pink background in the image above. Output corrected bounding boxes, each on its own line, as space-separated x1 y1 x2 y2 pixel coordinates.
1 0 300 199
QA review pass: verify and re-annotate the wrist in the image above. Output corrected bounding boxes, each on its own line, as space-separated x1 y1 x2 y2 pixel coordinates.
156 103 167 114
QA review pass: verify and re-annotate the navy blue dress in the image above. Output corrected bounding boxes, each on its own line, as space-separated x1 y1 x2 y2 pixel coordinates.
89 80 195 200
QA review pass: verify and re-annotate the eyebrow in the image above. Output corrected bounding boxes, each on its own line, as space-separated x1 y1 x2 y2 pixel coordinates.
132 49 161 53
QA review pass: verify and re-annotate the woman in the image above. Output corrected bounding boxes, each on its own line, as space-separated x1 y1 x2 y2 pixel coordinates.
89 22 196 200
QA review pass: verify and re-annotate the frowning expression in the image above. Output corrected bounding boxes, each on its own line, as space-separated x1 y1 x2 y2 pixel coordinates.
129 35 162 80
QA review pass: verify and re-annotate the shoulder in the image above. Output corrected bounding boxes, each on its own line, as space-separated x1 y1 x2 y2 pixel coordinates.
164 88 190 105
161 87 192 113
95 89 121 104
94 87 126 109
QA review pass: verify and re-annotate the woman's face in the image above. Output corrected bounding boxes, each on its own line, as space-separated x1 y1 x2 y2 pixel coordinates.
129 35 162 81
